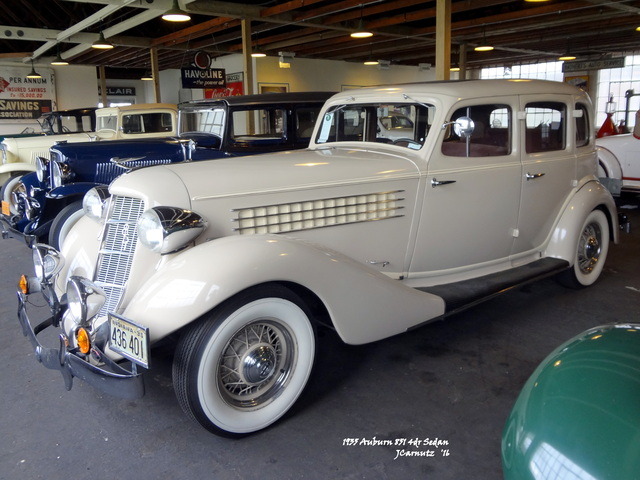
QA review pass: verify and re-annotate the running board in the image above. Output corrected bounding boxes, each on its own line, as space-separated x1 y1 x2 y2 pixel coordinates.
417 258 570 317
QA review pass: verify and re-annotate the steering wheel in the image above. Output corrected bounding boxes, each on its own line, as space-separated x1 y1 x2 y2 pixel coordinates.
393 138 421 148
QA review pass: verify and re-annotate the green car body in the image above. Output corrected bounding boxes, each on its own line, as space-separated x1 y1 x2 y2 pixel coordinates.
502 324 640 480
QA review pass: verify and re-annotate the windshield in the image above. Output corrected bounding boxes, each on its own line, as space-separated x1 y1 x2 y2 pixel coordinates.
315 103 434 149
97 114 117 131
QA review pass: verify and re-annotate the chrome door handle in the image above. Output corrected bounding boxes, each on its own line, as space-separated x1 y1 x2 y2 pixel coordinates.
525 172 545 181
431 178 457 187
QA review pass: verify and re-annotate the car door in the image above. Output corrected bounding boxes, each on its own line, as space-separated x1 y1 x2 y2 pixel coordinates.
408 100 521 276
511 96 576 256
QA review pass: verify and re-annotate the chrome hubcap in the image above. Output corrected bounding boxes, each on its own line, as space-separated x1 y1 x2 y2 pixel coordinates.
242 344 277 384
577 223 601 274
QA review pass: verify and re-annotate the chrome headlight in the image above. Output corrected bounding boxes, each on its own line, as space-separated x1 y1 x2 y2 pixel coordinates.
137 207 207 254
32 243 64 283
82 186 110 222
66 276 106 327
50 160 72 188
36 156 50 183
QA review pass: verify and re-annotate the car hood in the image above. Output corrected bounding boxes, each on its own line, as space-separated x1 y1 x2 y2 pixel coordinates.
110 145 422 208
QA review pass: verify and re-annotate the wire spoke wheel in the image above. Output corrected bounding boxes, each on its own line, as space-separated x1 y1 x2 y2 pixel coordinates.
218 320 294 408
558 209 609 289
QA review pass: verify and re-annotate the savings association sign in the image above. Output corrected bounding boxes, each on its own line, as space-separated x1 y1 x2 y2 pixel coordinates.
181 67 226 89
0 66 56 121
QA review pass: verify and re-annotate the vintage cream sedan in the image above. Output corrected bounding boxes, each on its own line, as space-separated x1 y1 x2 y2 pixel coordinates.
17 80 618 436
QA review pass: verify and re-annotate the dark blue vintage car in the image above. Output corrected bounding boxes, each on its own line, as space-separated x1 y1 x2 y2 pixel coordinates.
1 92 332 248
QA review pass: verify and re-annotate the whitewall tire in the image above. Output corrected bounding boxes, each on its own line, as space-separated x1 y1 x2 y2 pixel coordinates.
173 285 316 436
558 209 610 288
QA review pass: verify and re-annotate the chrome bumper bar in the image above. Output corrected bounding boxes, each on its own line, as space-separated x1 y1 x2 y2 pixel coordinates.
17 290 145 399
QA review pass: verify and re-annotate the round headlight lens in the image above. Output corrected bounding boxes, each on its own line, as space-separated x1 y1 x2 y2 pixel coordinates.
36 156 50 183
32 243 64 283
137 209 164 253
67 276 106 326
82 186 110 222
138 207 207 254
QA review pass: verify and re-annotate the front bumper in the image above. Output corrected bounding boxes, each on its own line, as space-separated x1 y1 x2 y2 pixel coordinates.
0 214 35 244
17 290 145 399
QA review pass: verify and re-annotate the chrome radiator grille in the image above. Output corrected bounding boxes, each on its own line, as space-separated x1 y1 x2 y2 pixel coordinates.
94 195 145 318
95 159 173 184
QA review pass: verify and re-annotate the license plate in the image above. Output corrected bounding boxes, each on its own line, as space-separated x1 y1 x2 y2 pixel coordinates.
1 200 9 216
109 313 150 369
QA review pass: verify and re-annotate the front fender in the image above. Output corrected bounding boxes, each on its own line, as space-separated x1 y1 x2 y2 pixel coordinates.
545 180 618 263
48 182 97 200
122 235 445 345
0 162 36 175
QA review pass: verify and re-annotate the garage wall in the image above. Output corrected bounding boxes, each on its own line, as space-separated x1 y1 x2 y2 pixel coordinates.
155 54 435 104
55 65 98 109
254 55 435 92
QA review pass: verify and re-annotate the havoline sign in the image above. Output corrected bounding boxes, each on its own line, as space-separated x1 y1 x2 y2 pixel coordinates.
181 68 226 88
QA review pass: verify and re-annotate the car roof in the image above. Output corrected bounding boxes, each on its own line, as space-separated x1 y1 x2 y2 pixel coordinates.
179 91 335 109
327 79 587 102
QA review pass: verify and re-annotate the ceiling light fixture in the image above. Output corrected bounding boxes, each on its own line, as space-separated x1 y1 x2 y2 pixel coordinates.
278 51 294 68
51 53 68 66
251 51 266 58
162 0 191 22
141 72 154 81
26 60 42 79
92 32 114 49
558 38 576 61
474 26 494 52
351 4 372 38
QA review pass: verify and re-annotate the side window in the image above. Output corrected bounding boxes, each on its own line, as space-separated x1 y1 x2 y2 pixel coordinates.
442 104 511 157
231 108 286 142
575 103 590 147
525 102 566 153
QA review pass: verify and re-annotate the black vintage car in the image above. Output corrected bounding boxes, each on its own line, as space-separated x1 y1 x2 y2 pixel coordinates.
1 92 333 248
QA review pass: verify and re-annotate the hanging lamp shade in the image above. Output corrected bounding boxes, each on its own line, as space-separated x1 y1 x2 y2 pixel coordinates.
92 32 114 49
26 60 42 79
351 19 373 38
474 27 493 52
51 53 68 66
162 0 191 22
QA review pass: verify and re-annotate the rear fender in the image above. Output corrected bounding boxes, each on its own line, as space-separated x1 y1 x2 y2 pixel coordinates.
596 146 622 180
122 235 445 345
545 180 618 264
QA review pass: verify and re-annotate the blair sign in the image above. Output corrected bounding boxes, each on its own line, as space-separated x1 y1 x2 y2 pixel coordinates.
181 68 226 89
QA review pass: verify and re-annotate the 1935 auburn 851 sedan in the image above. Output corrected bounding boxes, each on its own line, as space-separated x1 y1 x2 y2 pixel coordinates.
16 80 618 436
1 92 332 248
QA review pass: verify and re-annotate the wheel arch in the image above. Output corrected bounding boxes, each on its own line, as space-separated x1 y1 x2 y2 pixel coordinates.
544 180 618 264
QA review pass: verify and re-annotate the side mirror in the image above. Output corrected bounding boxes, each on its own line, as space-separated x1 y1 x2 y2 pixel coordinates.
453 117 475 138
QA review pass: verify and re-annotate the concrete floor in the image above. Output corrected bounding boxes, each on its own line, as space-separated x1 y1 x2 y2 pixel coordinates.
1 195 638 480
